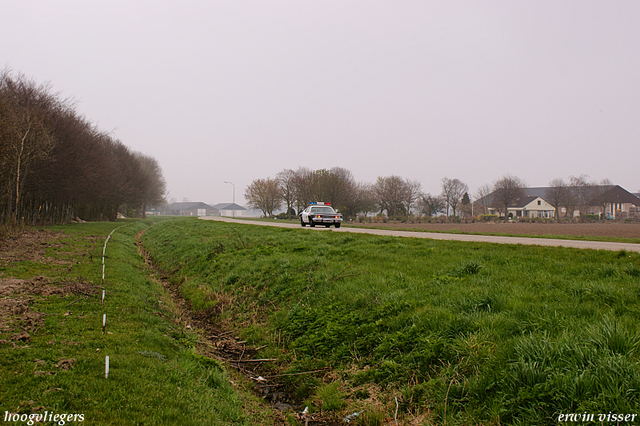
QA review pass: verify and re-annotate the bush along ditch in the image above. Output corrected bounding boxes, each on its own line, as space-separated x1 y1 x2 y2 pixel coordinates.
140 217 640 425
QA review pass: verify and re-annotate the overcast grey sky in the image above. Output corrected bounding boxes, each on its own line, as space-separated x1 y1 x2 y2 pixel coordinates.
3 1 639 204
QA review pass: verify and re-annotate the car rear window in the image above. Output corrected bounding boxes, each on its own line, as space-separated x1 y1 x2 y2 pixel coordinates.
311 207 334 213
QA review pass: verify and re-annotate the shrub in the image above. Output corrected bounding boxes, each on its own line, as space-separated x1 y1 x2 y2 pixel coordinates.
314 381 346 411
478 214 498 222
580 214 599 223
455 261 483 276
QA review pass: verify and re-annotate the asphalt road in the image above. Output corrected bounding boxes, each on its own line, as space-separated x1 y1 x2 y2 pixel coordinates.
199 216 640 253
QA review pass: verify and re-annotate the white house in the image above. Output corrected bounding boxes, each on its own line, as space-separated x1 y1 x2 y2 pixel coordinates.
489 196 555 219
480 185 640 220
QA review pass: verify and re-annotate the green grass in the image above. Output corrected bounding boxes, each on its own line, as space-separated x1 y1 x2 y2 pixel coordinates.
227 216 640 244
141 218 640 425
347 224 640 244
0 218 274 425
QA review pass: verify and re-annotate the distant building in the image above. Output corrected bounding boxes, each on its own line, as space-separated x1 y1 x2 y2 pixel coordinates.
589 185 640 219
213 203 247 217
160 202 218 216
487 196 555 219
479 185 640 219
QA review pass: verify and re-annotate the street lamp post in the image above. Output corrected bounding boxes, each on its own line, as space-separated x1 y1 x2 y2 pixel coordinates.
223 181 235 218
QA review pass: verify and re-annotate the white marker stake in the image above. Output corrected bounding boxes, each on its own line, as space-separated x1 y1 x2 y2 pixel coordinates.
105 356 109 378
102 290 105 305
102 314 106 334
102 264 105 285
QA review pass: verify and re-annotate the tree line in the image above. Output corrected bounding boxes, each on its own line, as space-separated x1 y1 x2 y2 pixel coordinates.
246 167 617 220
0 70 166 226
245 167 473 219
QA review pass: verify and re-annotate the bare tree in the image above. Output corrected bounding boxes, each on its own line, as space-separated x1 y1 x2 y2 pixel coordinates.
403 179 422 215
0 71 55 223
289 167 357 215
0 69 168 225
245 177 282 217
441 177 468 217
276 169 297 218
590 178 614 218
372 176 409 219
545 178 566 220
474 183 493 215
339 181 374 219
418 193 445 217
134 152 167 218
569 174 596 216
316 167 356 212
492 174 525 219
292 167 315 212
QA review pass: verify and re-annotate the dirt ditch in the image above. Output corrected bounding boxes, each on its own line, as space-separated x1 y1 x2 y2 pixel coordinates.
135 230 343 425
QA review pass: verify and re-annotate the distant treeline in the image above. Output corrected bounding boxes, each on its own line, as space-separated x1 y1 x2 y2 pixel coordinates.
0 70 166 225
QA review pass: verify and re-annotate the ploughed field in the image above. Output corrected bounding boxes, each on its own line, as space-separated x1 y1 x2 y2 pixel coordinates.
348 221 640 239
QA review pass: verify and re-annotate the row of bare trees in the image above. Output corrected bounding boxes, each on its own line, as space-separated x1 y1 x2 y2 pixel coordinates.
245 168 474 219
245 167 373 218
1 70 166 225
246 167 618 221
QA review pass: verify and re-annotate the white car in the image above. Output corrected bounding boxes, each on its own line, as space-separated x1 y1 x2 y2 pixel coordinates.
299 202 343 228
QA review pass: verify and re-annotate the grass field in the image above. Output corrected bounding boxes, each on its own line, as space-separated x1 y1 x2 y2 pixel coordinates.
240 216 640 244
140 218 640 425
0 219 274 425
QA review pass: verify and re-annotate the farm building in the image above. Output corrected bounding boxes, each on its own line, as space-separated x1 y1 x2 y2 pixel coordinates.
160 202 219 216
213 203 247 217
480 185 640 219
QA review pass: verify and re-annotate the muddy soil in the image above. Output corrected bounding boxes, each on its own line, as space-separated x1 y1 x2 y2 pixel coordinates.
0 276 97 344
0 228 99 268
0 229 64 265
1 229 99 345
